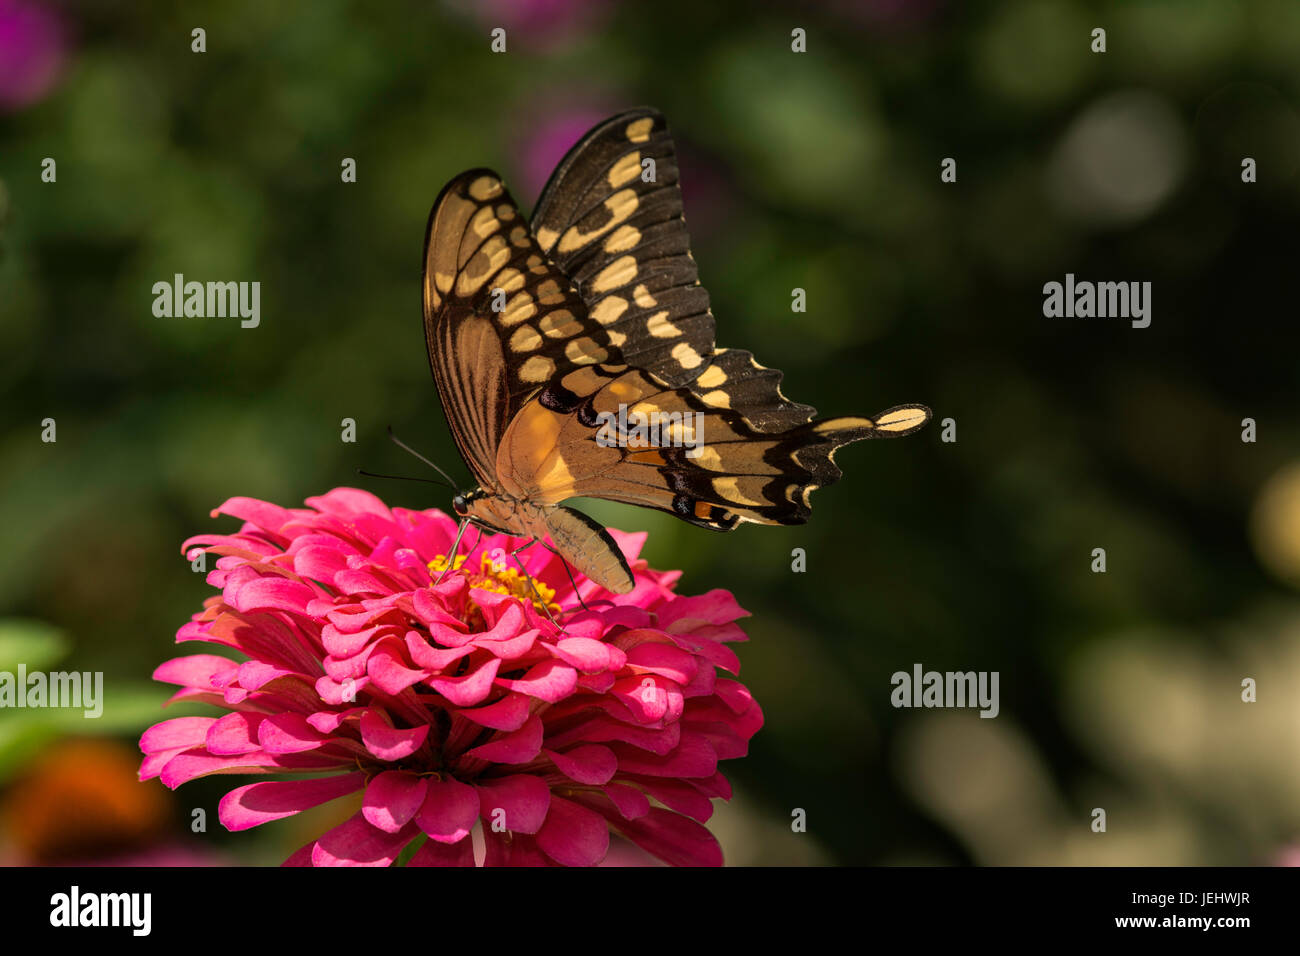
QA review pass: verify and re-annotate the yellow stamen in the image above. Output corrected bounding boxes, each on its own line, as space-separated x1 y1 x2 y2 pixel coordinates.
428 552 561 617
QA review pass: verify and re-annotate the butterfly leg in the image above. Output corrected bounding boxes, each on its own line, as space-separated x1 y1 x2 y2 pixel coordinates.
435 518 472 585
540 543 593 613
508 539 567 633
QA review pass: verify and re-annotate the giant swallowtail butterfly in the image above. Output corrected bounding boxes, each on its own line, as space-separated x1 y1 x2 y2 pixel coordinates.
422 107 929 595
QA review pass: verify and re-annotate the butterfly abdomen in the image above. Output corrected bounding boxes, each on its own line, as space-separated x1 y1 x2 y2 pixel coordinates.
544 505 635 594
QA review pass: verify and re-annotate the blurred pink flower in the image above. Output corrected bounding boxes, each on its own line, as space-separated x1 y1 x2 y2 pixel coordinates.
514 104 734 239
516 106 611 201
141 488 762 867
0 0 67 112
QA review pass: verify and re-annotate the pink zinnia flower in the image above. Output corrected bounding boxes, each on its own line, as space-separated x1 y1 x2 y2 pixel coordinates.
140 488 762 866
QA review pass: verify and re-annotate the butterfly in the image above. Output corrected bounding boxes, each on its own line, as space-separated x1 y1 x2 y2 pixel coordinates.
422 107 930 596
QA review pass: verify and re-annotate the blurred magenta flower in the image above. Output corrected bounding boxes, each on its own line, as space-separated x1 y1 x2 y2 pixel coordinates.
516 106 611 201
140 488 762 866
0 0 67 112
514 104 734 238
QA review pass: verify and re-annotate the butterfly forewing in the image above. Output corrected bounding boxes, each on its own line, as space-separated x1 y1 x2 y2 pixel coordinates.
530 108 727 390
422 169 629 488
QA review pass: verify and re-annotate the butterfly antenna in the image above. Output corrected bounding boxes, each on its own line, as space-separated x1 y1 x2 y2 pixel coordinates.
387 426 462 491
357 469 454 490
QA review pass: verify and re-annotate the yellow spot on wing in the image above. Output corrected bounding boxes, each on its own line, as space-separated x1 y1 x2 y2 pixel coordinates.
468 176 503 201
592 296 628 325
535 226 559 252
519 355 556 383
713 475 767 507
493 268 526 294
632 284 657 308
875 406 930 432
501 292 537 326
592 256 638 293
468 206 500 239
701 389 730 408
608 152 642 188
539 310 582 338
604 225 641 254
647 311 681 338
671 341 704 369
626 117 654 143
696 365 727 388
565 337 608 365
509 325 542 351
813 417 874 434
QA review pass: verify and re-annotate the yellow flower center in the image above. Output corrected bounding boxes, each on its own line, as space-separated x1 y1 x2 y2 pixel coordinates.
428 552 561 618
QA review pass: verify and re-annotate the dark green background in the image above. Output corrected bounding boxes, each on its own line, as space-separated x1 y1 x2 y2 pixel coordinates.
3 0 1300 865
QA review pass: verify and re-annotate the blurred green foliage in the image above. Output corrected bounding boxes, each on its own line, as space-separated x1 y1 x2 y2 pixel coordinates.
2 0 1300 864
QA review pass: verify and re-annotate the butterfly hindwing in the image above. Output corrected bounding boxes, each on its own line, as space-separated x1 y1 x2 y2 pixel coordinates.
495 360 930 529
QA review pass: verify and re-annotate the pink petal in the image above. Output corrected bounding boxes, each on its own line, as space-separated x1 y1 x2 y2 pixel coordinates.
456 692 531 731
552 637 625 673
257 712 331 754
359 709 430 761
474 774 550 835
363 771 430 833
228 577 317 616
404 631 474 670
219 772 365 831
462 714 544 764
625 642 698 684
610 807 723 867
140 716 215 754
205 712 265 755
212 496 293 534
366 642 429 694
311 813 416 867
159 751 342 789
416 777 480 844
408 837 474 866
536 795 609 867
546 745 617 785
494 658 576 702
152 655 236 689
427 656 501 706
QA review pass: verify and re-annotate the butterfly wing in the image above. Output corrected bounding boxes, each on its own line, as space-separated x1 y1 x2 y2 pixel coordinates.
422 169 629 488
532 108 814 430
425 111 930 539
497 361 930 530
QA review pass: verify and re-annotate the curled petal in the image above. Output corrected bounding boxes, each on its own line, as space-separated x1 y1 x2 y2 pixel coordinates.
359 709 429 761
536 796 609 867
474 774 550 835
312 813 416 867
220 772 365 831
416 777 480 844
363 772 430 833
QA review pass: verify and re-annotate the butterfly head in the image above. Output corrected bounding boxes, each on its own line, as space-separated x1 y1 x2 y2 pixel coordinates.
451 487 519 536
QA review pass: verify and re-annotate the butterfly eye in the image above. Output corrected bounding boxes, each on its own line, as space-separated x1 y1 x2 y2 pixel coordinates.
452 494 468 517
